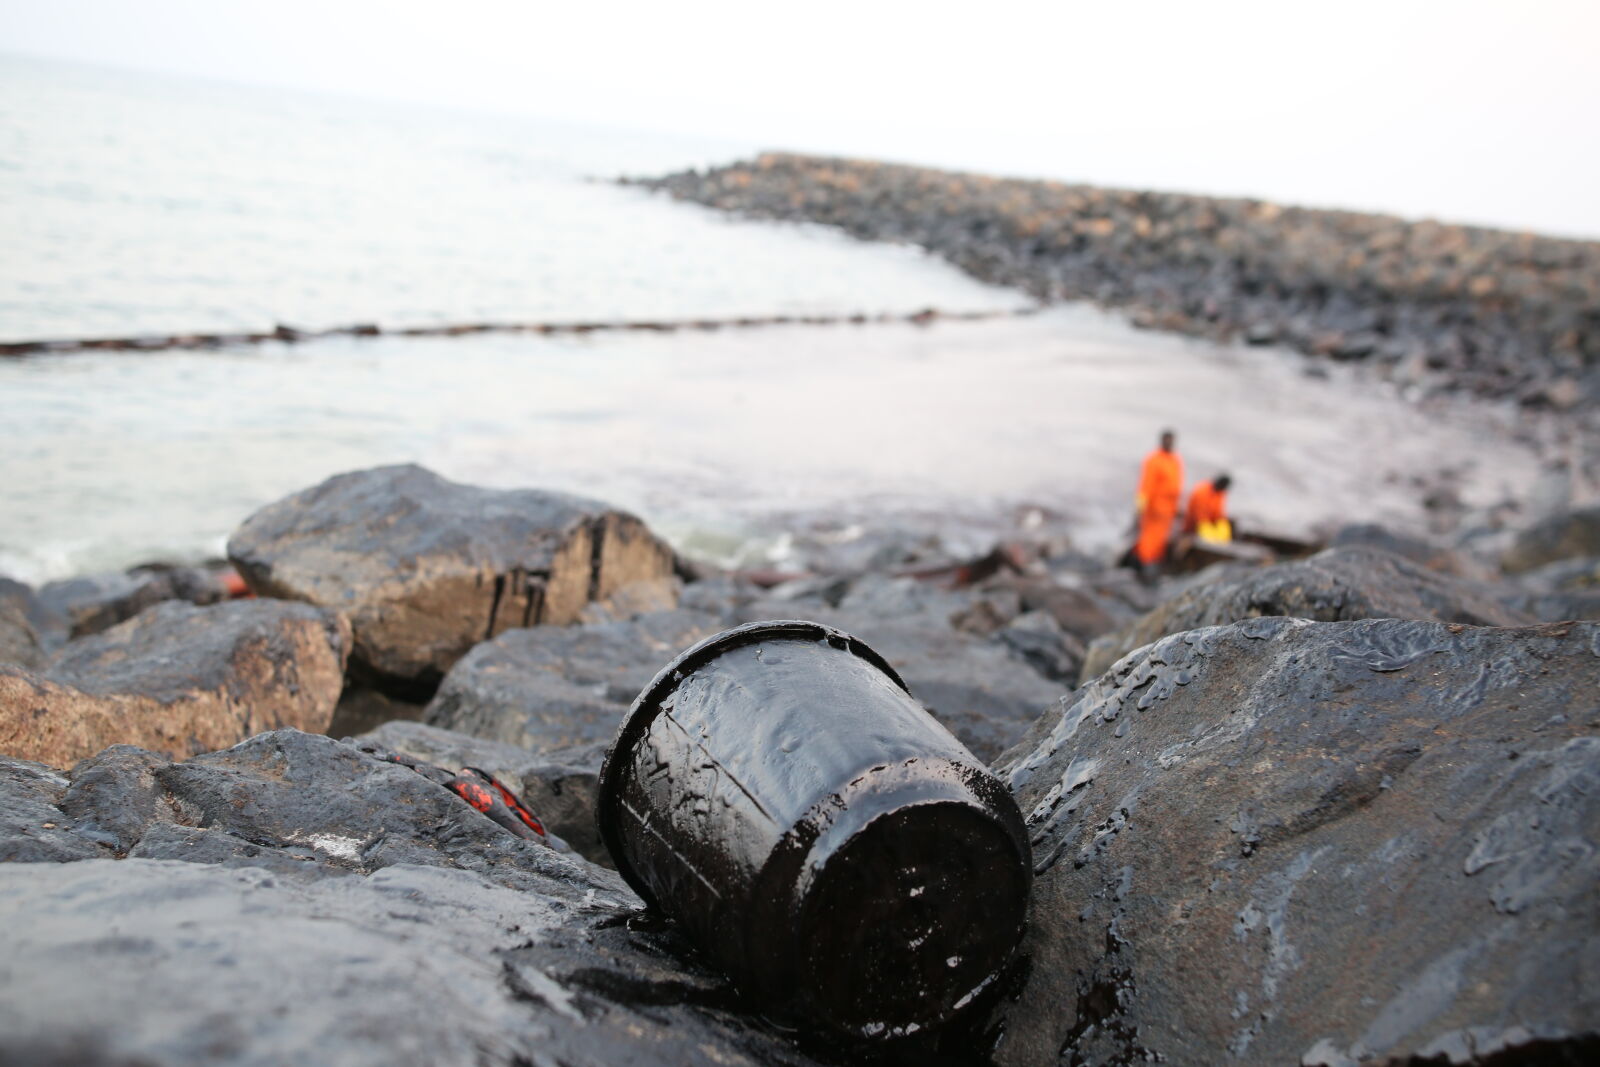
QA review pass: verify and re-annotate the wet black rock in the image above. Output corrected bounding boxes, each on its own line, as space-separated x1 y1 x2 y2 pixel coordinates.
1081 546 1532 680
0 729 833 1066
1502 505 1600 574
425 608 725 753
357 719 609 865
988 617 1600 1066
226 464 680 694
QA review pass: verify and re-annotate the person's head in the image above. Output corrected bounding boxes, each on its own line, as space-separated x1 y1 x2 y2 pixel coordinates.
1159 429 1176 452
1214 473 1232 492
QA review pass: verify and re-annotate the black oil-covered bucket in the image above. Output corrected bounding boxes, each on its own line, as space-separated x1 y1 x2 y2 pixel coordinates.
596 620 1030 1042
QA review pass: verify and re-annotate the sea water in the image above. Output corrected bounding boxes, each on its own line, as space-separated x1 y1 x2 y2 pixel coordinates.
0 56 1541 583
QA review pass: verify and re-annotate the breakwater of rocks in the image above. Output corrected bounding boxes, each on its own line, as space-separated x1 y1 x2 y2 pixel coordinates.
5 463 1600 1064
626 153 1600 413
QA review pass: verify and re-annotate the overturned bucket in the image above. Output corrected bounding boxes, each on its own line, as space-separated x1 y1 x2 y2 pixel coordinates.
596 620 1031 1041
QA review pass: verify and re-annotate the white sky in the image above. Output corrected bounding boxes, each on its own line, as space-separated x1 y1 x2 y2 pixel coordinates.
4 0 1598 237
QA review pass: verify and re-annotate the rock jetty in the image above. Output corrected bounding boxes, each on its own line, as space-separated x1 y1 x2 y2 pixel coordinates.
628 153 1600 413
3 466 1599 1064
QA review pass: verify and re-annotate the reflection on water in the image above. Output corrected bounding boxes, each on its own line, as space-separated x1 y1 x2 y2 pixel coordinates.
0 308 1542 583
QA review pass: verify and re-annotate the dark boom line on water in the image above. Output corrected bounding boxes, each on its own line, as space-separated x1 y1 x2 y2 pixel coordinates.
0 306 1042 359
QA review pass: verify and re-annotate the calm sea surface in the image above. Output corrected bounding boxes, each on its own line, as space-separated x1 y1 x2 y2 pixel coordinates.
0 56 1542 584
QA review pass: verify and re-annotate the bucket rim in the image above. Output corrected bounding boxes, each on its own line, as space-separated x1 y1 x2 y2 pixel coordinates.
595 619 911 904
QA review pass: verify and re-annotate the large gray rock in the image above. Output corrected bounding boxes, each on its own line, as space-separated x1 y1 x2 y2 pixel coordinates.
0 729 832 1066
1502 506 1600 574
425 609 723 753
1081 546 1532 681
226 465 679 690
0 600 350 767
358 720 609 865
987 617 1600 1066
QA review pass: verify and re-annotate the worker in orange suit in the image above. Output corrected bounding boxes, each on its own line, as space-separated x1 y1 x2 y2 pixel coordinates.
1134 429 1183 576
1183 473 1233 543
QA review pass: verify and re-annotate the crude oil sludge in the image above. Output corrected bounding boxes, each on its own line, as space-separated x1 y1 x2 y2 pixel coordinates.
596 620 1031 1041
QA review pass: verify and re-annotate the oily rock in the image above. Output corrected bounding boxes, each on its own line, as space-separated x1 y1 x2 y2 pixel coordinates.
0 729 830 1067
226 464 678 690
1080 545 1530 680
1325 522 1486 580
736 575 1063 764
0 755 100 863
1501 505 1600 575
325 685 429 739
426 608 723 753
0 600 349 767
988 617 1600 1066
1496 556 1600 621
36 563 229 641
357 719 609 865
989 575 1124 642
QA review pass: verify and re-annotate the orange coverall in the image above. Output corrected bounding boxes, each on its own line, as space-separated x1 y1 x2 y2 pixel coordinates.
1135 449 1183 564
1183 480 1230 540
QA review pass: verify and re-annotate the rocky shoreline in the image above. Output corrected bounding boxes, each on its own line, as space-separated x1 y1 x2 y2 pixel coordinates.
626 153 1600 418
3 464 1598 1063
